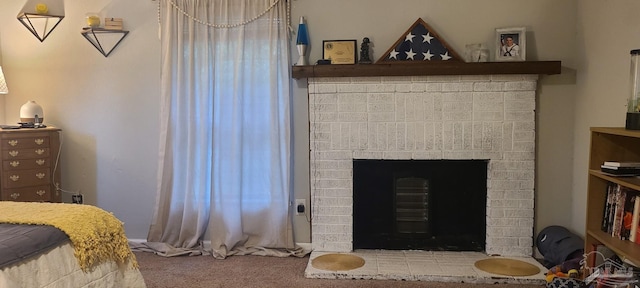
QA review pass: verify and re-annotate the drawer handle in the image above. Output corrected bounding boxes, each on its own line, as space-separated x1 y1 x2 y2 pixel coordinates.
8 151 18 157
35 149 45 155
36 190 46 196
36 159 45 166
36 172 45 179
35 139 44 145
8 140 18 146
10 193 19 199
9 175 19 181
10 161 19 167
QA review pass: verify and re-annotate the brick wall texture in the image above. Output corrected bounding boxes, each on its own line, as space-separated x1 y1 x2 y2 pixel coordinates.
308 74 538 257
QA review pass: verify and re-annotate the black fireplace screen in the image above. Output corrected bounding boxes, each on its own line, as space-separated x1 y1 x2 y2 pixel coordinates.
395 177 430 234
353 159 487 251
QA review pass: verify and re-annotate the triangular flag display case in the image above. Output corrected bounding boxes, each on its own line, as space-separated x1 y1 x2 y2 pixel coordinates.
377 18 462 63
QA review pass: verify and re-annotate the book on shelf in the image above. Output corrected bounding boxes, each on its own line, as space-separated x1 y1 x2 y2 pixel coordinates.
603 161 640 167
630 195 640 242
608 184 621 237
601 182 640 243
602 182 614 233
601 165 640 170
636 210 640 245
612 185 626 238
608 184 618 234
621 190 636 240
600 165 640 176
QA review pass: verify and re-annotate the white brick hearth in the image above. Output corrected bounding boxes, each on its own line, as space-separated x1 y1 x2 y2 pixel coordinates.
308 74 538 257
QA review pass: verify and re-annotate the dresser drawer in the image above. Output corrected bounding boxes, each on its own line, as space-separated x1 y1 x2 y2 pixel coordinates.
3 158 51 171
0 127 61 202
3 168 51 189
1 185 53 202
1 136 50 149
2 147 51 160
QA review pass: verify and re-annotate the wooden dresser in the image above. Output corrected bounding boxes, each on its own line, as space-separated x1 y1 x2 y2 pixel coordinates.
0 127 61 202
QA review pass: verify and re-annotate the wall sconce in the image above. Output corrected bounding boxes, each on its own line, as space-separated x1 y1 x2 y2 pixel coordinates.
17 1 65 42
0 66 8 95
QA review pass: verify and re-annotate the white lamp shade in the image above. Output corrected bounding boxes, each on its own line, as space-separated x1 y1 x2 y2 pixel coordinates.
20 100 44 123
0 66 7 94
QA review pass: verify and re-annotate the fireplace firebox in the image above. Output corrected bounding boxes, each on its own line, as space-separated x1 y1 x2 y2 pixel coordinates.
353 159 488 251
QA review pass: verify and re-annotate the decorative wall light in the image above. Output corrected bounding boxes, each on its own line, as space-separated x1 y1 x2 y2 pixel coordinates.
0 66 8 94
17 0 65 42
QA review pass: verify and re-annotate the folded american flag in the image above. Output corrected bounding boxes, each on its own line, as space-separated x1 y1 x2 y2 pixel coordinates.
377 18 460 63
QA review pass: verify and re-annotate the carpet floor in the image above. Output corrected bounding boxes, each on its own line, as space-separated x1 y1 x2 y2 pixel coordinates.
135 252 545 288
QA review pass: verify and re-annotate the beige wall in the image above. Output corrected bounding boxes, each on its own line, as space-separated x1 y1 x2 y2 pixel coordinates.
0 0 160 239
573 1 640 232
0 0 604 251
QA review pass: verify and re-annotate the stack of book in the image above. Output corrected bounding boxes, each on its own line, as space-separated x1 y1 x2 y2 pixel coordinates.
602 183 640 244
600 161 640 176
104 18 123 30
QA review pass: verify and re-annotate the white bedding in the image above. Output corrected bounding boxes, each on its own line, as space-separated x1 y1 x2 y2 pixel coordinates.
0 242 146 288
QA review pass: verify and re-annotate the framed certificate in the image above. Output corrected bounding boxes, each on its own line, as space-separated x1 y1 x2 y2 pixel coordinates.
322 40 357 64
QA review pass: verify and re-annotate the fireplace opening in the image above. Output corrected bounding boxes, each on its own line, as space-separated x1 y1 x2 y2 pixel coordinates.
353 159 488 251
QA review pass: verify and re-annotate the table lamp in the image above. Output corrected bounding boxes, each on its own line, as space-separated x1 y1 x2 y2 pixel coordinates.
296 16 309 66
0 66 8 94
627 49 640 130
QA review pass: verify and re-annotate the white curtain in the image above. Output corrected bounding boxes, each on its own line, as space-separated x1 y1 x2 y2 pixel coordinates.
145 0 303 259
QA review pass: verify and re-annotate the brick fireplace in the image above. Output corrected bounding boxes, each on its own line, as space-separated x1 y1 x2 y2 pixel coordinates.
308 74 537 257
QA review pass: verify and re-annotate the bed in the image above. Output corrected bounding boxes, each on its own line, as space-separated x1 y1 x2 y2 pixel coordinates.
0 202 146 288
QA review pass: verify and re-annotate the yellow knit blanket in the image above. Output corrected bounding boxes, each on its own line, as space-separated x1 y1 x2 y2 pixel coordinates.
0 202 138 271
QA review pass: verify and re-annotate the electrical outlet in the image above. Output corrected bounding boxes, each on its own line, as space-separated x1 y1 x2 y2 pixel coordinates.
295 199 306 215
72 194 83 204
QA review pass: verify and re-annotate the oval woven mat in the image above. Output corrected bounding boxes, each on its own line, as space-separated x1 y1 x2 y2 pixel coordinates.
311 253 365 271
474 258 541 276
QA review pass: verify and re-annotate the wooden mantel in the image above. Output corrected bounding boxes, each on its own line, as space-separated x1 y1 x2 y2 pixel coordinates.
291 61 561 79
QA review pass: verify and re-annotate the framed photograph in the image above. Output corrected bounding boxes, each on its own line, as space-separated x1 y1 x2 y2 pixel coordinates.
495 27 526 62
322 40 357 64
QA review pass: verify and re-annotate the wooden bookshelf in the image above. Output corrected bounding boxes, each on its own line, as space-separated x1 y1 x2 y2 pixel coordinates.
291 61 561 79
586 127 640 266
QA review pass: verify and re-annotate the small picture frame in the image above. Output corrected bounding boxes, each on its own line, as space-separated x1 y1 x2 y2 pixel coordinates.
495 27 526 61
322 40 357 64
